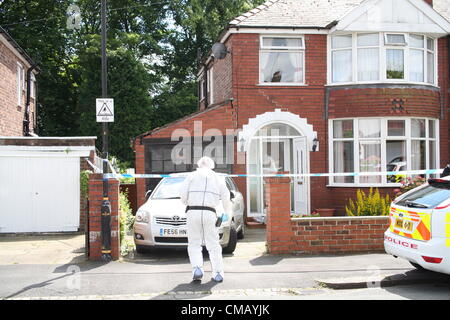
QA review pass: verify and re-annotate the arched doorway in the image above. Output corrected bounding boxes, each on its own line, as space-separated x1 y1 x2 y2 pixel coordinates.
239 109 317 222
246 122 310 221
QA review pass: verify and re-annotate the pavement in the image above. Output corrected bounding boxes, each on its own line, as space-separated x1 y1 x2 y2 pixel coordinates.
0 233 86 265
0 228 449 300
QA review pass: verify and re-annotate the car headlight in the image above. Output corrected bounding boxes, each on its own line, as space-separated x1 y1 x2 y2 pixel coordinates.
136 210 150 223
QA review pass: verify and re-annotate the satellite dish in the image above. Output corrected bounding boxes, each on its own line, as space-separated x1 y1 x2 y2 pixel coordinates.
211 43 229 59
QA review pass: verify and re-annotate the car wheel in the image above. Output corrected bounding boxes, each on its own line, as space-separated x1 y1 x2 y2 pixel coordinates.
237 224 245 240
223 223 237 254
136 245 151 254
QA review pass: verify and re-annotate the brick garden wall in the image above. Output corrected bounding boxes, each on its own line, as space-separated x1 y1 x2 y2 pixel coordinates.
290 216 390 254
88 174 120 261
265 174 390 255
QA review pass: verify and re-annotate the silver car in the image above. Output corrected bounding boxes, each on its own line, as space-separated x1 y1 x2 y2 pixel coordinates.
133 173 245 254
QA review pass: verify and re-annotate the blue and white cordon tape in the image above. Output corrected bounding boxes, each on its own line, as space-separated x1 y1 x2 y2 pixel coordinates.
105 168 444 179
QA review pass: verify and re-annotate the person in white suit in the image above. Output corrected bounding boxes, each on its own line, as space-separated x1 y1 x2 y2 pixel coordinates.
179 156 231 282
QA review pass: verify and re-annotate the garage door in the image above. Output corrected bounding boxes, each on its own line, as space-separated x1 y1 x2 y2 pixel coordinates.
0 155 80 233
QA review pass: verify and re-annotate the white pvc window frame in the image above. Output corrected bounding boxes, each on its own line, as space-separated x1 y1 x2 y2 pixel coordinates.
17 62 24 106
328 117 440 187
327 32 438 86
259 35 306 86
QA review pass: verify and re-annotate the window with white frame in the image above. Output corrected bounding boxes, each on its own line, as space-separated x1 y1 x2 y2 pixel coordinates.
199 76 205 101
30 73 36 99
260 36 304 84
207 66 213 104
329 118 438 186
330 33 436 85
17 63 24 106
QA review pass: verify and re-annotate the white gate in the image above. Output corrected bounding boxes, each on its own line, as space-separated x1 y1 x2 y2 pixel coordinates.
0 148 83 233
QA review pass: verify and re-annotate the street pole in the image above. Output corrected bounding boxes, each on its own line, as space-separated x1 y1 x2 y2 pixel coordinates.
100 0 112 263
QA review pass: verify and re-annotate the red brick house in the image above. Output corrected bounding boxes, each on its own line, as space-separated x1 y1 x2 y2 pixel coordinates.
135 0 450 221
0 26 39 136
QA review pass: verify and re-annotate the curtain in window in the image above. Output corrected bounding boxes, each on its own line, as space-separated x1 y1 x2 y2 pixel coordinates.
359 141 381 183
261 52 301 83
289 52 303 83
409 49 424 82
358 48 379 81
427 52 434 84
333 141 354 183
411 140 426 173
332 50 352 82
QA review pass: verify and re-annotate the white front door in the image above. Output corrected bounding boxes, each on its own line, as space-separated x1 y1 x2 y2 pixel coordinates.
293 137 309 215
247 134 309 218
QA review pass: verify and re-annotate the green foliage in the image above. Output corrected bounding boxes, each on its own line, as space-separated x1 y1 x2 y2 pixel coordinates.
119 190 135 256
386 70 404 79
0 0 265 163
80 170 92 199
345 188 391 216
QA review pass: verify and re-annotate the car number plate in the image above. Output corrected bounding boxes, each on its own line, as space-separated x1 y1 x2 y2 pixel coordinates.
159 228 187 236
395 218 413 232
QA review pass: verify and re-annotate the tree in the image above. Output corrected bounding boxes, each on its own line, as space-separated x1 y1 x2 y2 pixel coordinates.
0 0 265 163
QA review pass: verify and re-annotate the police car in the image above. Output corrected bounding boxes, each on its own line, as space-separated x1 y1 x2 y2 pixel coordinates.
384 177 450 274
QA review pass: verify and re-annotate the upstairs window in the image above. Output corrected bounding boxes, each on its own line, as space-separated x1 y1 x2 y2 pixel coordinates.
30 73 36 99
260 36 304 84
198 76 205 101
330 33 436 85
357 33 379 81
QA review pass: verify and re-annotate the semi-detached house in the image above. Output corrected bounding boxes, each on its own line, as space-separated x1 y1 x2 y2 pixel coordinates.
0 26 39 136
135 0 450 221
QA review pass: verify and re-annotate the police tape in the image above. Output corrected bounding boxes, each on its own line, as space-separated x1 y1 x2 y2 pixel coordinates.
104 168 444 179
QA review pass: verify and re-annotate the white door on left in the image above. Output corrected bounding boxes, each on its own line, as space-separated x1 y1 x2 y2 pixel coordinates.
0 156 80 233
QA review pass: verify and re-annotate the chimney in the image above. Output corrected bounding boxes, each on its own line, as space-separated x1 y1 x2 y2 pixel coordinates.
423 0 433 6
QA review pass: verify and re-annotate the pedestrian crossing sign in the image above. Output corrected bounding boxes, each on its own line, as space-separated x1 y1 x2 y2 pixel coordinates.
96 98 114 122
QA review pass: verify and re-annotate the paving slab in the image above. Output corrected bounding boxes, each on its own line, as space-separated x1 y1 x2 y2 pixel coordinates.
0 234 86 265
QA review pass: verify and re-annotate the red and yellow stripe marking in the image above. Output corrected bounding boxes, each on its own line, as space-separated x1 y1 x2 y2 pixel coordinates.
389 207 431 241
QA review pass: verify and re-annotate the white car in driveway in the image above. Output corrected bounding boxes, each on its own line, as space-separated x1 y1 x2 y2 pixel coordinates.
133 173 245 254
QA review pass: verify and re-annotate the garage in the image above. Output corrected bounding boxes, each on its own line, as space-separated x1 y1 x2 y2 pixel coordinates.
0 137 96 233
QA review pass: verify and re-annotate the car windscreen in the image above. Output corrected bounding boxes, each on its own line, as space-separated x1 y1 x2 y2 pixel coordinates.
151 177 185 199
396 182 450 209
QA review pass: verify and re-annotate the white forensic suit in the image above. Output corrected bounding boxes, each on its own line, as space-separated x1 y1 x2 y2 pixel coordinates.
179 166 231 280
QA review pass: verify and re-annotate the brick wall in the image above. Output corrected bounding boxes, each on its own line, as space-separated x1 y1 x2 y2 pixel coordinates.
291 217 390 254
265 174 390 254
0 40 36 136
88 174 120 261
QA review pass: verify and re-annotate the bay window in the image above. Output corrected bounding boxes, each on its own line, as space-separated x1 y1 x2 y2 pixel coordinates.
329 33 436 85
357 33 379 81
260 36 304 84
331 35 352 83
329 118 439 186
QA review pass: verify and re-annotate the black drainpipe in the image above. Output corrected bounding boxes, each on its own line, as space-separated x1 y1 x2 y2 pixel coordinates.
23 64 38 136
